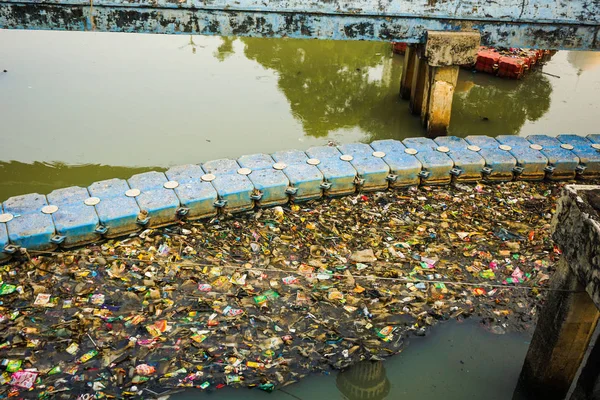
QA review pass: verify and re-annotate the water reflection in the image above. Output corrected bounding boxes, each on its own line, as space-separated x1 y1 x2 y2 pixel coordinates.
240 37 424 140
214 37 235 62
336 361 390 400
1 31 585 201
450 71 552 136
237 37 554 140
568 51 600 74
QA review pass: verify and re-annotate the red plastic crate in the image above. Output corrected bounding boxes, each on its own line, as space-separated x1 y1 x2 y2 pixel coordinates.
477 49 501 66
498 56 525 79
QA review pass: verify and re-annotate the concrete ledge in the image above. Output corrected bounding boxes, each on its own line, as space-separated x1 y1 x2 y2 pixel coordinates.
425 31 480 67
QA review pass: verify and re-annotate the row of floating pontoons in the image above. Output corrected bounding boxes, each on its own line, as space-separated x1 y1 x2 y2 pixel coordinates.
1 133 600 263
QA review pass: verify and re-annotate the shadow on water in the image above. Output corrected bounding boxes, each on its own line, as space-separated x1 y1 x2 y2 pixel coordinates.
0 161 162 200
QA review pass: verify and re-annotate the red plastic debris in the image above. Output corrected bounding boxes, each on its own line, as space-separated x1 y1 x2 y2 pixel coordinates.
391 42 408 54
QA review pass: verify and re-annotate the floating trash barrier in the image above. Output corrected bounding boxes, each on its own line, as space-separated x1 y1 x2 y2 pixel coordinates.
1 134 599 263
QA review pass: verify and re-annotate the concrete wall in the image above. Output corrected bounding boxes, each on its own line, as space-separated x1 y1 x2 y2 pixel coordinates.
0 0 599 49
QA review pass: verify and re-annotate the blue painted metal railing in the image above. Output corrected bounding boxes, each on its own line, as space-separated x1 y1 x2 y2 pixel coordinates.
1 0 599 50
1 133 600 263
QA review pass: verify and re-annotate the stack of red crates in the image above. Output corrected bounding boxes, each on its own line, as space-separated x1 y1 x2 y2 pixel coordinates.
475 47 501 73
391 43 551 80
497 56 526 79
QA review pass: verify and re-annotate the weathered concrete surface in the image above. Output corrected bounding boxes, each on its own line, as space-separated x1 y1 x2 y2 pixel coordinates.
424 31 480 67
409 51 427 115
516 258 600 400
400 46 415 100
400 32 472 135
515 185 600 400
568 325 600 400
0 0 599 49
425 65 459 135
552 185 600 309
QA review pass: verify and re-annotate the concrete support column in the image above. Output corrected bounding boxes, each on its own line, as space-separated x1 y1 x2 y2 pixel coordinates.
425 66 459 135
568 325 600 400
400 46 416 100
515 258 600 400
397 31 479 136
514 185 600 400
410 52 427 115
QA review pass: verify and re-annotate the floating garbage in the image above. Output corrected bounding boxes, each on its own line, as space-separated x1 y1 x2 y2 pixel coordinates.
0 180 569 398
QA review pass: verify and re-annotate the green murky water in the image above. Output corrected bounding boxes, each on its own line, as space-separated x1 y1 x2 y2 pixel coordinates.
173 319 531 400
1 30 600 200
1 30 599 399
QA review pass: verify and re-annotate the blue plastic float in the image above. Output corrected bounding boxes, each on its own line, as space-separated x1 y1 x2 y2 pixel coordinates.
1 134 600 262
402 137 453 185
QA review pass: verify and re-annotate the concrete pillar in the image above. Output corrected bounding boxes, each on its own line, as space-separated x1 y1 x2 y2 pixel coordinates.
419 63 431 126
400 46 416 100
567 324 600 400
410 53 427 115
515 258 600 400
515 185 600 400
397 31 479 136
426 66 459 136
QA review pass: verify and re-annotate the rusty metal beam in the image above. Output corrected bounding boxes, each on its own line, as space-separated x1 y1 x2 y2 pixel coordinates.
0 0 599 50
